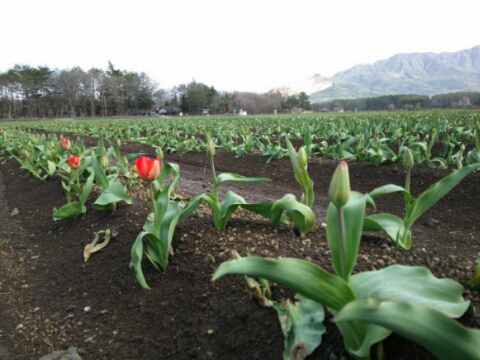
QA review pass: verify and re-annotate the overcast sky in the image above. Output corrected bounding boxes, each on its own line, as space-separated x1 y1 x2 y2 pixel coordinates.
1 0 478 93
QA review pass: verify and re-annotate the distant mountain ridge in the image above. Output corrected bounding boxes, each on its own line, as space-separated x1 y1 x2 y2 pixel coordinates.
277 45 480 103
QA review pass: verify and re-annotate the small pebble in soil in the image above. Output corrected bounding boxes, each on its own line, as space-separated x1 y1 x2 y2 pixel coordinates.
39 346 82 360
423 218 439 227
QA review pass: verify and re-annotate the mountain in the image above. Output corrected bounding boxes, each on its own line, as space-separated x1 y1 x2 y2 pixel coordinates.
277 45 480 103
275 74 333 97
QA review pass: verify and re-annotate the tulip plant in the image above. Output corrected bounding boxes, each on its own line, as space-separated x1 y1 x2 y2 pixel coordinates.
363 147 480 249
467 121 480 164
269 139 316 236
231 249 326 359
131 156 202 289
200 138 277 229
213 161 479 360
468 252 480 290
53 154 94 220
90 133 133 211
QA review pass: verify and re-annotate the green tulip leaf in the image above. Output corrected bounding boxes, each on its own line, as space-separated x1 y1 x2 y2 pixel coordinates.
131 232 151 290
47 160 56 176
215 172 270 186
467 149 480 163
405 162 480 227
272 294 326 360
79 172 94 205
156 163 180 189
91 154 109 189
469 275 480 289
368 184 408 200
93 180 132 210
271 194 315 236
145 232 167 271
125 152 145 163
350 265 470 318
327 191 368 281
333 318 392 359
334 298 480 360
363 214 412 250
213 257 355 311
242 202 289 226
52 202 86 221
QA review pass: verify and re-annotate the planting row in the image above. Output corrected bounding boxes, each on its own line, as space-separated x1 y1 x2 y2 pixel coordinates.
2 109 480 168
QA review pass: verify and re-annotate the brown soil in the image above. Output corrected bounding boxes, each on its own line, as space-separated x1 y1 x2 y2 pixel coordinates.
1 139 479 360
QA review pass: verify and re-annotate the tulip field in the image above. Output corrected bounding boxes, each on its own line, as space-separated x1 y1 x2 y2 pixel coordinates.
0 110 480 360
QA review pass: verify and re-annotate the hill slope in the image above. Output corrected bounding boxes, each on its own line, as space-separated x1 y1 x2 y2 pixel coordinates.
280 45 480 103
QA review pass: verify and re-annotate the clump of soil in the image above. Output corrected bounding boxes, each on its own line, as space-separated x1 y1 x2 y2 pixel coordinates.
0 140 479 360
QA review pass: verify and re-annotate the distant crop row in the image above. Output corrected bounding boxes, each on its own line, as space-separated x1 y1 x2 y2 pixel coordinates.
2 109 480 169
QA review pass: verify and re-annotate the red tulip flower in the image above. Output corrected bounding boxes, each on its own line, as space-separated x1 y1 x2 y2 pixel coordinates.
60 139 71 151
0 129 3 135
67 155 81 169
104 124 109 129
135 156 161 182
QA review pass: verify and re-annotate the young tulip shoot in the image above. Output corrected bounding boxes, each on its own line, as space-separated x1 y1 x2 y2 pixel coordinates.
207 137 216 158
328 161 351 280
299 147 308 168
403 147 414 193
403 147 414 171
329 161 350 208
100 154 110 168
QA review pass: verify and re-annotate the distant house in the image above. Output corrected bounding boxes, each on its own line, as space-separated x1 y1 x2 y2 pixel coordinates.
152 105 180 116
164 105 180 115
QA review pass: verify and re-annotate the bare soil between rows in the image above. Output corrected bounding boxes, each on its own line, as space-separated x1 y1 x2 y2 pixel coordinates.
1 139 480 360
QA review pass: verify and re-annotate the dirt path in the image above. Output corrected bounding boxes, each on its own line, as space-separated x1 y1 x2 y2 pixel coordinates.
0 164 29 360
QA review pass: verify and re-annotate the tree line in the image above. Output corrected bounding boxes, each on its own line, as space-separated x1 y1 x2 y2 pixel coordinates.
0 62 159 119
168 81 311 116
312 92 480 112
0 62 315 119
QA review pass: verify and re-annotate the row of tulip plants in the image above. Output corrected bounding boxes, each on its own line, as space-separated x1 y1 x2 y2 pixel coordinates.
1 114 480 359
3 109 480 168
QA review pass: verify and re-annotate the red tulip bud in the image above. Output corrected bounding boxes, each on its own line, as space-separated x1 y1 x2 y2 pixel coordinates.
67 155 81 169
135 156 161 182
60 139 71 151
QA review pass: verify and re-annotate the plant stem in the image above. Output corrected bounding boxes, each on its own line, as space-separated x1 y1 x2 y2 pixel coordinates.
210 156 218 199
405 169 411 194
149 182 156 217
337 206 348 280
76 169 80 188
